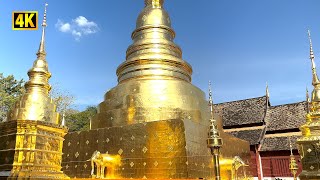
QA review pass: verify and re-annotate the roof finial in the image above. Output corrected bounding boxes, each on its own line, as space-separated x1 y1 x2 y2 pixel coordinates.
266 82 270 98
208 81 214 119
307 29 320 86
145 0 164 8
306 86 310 112
306 86 310 102
288 137 293 155
61 113 66 126
37 3 48 57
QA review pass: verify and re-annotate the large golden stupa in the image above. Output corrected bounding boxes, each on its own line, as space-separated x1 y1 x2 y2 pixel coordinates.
92 0 199 128
62 0 251 179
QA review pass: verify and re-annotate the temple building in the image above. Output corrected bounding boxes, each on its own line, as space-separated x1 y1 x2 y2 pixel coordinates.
215 90 305 179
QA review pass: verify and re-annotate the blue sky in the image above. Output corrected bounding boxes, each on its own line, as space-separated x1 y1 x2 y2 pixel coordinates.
1 0 320 110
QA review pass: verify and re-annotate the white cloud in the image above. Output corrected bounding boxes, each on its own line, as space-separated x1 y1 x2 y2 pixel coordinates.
74 16 97 27
56 20 71 32
55 16 99 40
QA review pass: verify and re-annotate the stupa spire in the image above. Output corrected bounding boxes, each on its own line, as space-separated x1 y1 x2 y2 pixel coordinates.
207 81 223 180
297 30 320 180
145 0 164 8
308 29 320 86
37 3 48 58
116 0 192 83
24 3 51 94
208 81 215 119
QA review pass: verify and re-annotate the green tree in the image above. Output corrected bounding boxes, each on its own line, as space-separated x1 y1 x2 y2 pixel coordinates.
65 106 97 132
49 83 75 115
0 73 25 122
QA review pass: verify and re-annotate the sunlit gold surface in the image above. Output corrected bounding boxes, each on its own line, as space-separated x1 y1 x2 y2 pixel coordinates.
289 138 298 180
1 0 252 179
297 30 320 180
7 120 69 179
89 151 121 179
91 0 197 128
86 0 252 179
63 118 251 179
1 4 69 179
207 82 223 180
7 3 58 125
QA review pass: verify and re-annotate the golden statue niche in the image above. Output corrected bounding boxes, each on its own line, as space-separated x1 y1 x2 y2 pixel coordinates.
89 151 121 179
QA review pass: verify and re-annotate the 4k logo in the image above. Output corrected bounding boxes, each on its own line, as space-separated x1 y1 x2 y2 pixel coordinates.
12 11 38 30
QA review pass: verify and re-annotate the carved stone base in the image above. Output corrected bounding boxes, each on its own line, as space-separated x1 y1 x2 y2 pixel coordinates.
0 121 18 177
62 119 251 179
8 171 69 180
0 120 69 179
299 170 320 180
297 138 320 180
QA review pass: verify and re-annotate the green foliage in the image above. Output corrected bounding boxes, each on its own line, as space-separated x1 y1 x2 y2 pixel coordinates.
65 106 97 132
50 83 75 114
0 73 25 122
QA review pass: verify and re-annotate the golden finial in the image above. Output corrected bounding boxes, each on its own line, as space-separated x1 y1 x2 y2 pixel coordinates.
307 29 320 86
289 137 293 156
24 2 51 94
266 82 270 98
288 137 298 180
61 113 66 126
145 0 164 8
37 3 48 56
207 81 222 180
208 80 214 119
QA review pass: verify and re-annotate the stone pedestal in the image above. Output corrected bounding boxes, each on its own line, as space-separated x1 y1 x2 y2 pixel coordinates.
0 120 69 179
0 121 17 179
297 138 320 180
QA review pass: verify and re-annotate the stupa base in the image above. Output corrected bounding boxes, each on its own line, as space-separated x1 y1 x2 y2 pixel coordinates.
8 171 69 180
62 119 251 179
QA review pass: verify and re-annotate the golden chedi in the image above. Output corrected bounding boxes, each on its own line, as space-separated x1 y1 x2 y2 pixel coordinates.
0 4 69 179
91 0 199 128
62 0 251 179
297 30 320 180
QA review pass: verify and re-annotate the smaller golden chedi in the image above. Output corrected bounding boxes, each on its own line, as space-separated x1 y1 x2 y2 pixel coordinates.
297 30 320 180
0 4 69 179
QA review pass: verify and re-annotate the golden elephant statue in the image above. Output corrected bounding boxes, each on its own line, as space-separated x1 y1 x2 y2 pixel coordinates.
89 150 121 179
